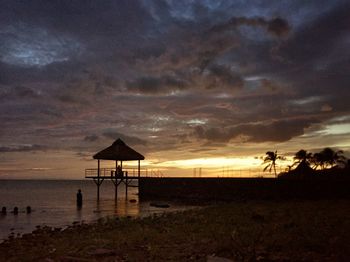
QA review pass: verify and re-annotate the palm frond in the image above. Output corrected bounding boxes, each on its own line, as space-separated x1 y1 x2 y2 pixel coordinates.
263 164 271 172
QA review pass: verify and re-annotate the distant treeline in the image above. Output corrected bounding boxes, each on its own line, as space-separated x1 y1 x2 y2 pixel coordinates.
262 148 349 179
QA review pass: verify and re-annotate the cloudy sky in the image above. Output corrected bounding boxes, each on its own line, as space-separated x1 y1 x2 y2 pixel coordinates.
1 0 350 178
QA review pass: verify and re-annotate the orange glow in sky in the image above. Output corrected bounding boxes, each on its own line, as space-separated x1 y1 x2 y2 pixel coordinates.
1 2 350 180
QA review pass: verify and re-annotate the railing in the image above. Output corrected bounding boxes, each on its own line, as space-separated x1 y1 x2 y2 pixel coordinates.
85 168 148 178
147 169 164 178
85 167 280 178
85 168 168 178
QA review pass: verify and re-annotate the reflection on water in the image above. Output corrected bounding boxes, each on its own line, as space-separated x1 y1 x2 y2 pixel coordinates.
92 197 140 218
0 180 195 241
114 199 140 217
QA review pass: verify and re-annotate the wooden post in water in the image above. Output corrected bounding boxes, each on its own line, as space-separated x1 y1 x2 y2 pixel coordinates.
97 159 100 200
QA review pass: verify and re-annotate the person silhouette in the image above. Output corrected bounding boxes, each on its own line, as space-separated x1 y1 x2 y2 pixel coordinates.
116 165 123 178
77 189 83 207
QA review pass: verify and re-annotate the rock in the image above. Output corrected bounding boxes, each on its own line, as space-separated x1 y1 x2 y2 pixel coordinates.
21 233 32 240
87 248 116 256
54 227 62 232
150 202 170 208
59 256 92 261
284 222 295 229
207 255 234 262
251 213 265 223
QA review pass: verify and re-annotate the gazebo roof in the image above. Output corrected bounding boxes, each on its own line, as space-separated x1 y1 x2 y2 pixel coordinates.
93 138 145 161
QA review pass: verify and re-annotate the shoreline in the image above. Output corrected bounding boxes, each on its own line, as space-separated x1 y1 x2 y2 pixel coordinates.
0 197 203 244
1 199 349 261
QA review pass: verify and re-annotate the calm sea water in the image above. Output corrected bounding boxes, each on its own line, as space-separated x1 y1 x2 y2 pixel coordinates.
0 180 194 242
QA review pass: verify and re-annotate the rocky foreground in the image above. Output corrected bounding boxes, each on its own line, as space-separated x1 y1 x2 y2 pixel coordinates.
1 200 349 261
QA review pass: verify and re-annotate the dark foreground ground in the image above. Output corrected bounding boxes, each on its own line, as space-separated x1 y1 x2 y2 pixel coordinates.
1 199 349 261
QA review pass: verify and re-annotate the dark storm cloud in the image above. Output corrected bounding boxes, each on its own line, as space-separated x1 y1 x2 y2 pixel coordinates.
194 118 320 143
210 17 290 37
263 2 350 124
126 75 189 95
0 0 154 41
126 64 244 95
204 64 244 91
0 0 154 96
102 131 147 146
0 85 39 100
275 2 350 66
268 3 350 83
84 135 99 142
0 0 349 160
0 144 47 152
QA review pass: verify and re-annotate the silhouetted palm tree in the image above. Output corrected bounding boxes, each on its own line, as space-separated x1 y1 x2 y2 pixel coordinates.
311 152 325 170
311 148 346 170
321 148 346 168
293 149 313 168
263 151 284 177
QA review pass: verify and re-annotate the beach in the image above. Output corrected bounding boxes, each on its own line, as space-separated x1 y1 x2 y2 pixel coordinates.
1 199 349 261
0 180 197 242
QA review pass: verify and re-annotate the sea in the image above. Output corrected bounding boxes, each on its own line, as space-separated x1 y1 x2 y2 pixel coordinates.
0 180 194 242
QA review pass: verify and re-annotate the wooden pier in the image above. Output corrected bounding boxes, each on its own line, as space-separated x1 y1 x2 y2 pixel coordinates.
85 167 147 199
85 138 145 200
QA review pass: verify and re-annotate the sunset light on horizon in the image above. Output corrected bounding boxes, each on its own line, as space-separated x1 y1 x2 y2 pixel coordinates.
1 1 350 179
1 3 350 259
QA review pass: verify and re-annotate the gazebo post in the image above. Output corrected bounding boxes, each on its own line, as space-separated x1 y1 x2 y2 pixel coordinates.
138 160 140 178
97 159 100 200
122 160 127 197
115 160 118 199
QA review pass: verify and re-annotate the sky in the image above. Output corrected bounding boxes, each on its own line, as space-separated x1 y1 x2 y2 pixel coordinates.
1 0 350 179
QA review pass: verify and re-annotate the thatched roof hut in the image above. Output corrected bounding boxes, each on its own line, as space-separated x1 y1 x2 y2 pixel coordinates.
87 138 145 200
93 138 144 161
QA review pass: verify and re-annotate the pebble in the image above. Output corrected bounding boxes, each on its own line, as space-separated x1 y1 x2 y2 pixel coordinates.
207 255 233 262
59 256 92 262
251 213 265 223
150 202 170 208
87 248 116 256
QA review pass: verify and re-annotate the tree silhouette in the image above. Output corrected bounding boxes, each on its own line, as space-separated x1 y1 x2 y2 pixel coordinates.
311 148 346 170
293 149 313 168
263 151 284 177
320 148 346 168
311 152 325 170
